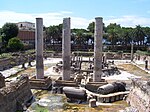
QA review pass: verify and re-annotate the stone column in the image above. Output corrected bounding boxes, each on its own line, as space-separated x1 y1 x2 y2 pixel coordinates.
131 41 134 61
35 18 44 79
93 17 103 82
62 18 71 80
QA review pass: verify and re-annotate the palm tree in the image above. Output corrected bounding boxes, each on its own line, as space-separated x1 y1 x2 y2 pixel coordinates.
133 25 146 46
143 27 150 45
45 24 62 50
106 23 121 50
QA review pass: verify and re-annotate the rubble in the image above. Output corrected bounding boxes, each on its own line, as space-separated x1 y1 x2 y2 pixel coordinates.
126 78 150 112
0 74 33 112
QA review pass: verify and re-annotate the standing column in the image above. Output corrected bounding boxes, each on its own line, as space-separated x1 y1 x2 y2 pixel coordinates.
131 41 134 61
62 18 71 80
93 17 103 82
35 18 44 79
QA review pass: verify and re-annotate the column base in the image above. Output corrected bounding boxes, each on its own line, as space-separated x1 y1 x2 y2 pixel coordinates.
29 76 52 90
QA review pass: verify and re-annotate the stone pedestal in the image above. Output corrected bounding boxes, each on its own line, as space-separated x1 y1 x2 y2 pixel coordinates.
93 17 103 82
35 18 44 79
89 99 97 107
29 76 52 90
62 18 71 80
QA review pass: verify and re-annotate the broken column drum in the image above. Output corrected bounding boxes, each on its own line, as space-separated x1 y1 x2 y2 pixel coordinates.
35 18 44 79
93 17 103 82
62 18 71 80
63 87 87 101
97 82 126 95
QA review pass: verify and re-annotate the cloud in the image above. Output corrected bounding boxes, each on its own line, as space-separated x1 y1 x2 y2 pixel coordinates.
0 11 150 29
0 11 90 29
60 11 73 14
104 15 150 27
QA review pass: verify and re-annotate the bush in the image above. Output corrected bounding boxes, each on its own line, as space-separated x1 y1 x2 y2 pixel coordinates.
7 37 24 52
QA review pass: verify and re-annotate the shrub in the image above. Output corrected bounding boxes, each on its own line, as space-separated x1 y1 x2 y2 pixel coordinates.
7 37 24 52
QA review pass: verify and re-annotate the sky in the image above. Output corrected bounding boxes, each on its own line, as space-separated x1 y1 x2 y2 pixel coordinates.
0 0 150 29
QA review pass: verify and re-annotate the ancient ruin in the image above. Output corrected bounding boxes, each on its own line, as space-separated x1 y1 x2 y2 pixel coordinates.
52 17 129 105
93 17 103 82
0 74 33 112
126 78 150 112
62 18 71 80
29 18 52 89
0 17 150 112
35 18 44 79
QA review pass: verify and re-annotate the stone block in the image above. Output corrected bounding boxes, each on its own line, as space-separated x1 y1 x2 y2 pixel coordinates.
29 76 52 90
89 99 97 107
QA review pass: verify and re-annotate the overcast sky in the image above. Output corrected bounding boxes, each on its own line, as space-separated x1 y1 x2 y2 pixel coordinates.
0 0 150 29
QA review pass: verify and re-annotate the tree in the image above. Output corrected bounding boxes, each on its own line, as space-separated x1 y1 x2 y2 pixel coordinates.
143 27 150 45
0 28 2 35
133 25 146 45
71 28 88 50
1 23 19 45
120 27 133 46
7 37 24 52
87 22 106 33
87 22 95 33
45 24 62 44
106 23 122 46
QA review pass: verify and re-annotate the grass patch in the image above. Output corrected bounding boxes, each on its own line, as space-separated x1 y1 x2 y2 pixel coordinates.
32 104 49 112
62 100 128 112
117 64 150 79
32 90 48 99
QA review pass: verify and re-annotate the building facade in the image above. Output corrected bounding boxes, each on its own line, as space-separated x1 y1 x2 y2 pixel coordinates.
17 30 35 45
16 22 35 48
16 22 35 30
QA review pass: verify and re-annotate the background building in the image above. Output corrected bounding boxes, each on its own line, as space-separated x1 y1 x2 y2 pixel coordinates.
16 22 35 49
16 22 35 30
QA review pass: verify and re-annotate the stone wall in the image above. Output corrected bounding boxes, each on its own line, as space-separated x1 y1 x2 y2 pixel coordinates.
126 78 150 112
0 52 60 71
0 53 35 71
0 74 33 112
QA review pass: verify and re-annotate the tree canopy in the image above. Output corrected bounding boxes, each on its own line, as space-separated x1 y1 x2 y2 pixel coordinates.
44 21 150 51
1 23 19 44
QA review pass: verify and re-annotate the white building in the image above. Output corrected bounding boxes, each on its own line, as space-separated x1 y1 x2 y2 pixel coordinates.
16 22 35 30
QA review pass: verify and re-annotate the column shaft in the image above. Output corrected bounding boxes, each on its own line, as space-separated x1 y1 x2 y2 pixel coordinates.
62 18 71 80
35 18 44 79
93 17 103 82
